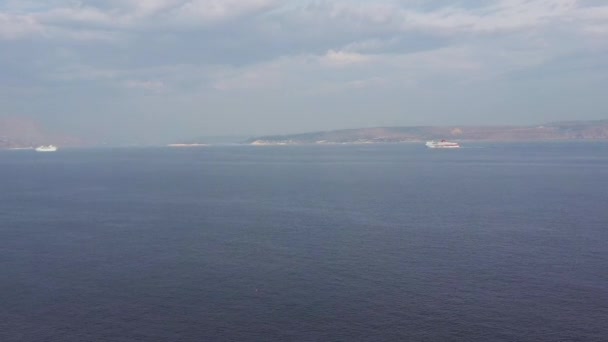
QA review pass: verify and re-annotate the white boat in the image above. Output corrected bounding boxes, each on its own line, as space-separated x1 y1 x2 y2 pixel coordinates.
425 140 460 149
35 145 58 152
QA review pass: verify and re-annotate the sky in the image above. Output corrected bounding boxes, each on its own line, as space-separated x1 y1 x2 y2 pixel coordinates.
1 0 608 143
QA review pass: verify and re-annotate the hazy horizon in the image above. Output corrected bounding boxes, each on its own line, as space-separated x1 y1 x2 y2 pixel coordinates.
2 0 608 144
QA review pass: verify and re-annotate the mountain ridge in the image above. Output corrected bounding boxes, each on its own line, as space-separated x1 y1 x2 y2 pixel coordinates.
246 120 608 145
0 117 85 149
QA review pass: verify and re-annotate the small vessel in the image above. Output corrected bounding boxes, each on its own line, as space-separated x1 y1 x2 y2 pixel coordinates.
167 143 209 147
7 147 34 150
425 140 460 149
35 145 58 152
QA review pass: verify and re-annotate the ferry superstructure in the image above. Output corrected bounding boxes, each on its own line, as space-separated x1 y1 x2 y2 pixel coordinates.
35 145 58 152
425 140 460 149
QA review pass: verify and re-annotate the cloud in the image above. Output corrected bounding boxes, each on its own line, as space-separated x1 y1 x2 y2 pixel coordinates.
575 5 608 40
2 0 608 141
320 50 371 67
397 0 579 34
169 0 278 25
0 13 44 39
3 1 604 78
2 1 605 51
124 79 166 91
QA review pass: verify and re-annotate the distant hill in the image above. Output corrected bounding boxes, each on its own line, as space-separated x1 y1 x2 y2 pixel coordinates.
246 120 608 145
0 117 84 149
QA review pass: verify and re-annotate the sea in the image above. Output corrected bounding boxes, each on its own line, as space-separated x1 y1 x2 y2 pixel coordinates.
1 142 607 342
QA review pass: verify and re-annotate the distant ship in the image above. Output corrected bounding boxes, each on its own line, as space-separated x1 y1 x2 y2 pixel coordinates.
425 140 460 149
167 143 209 147
7 147 34 150
35 145 58 152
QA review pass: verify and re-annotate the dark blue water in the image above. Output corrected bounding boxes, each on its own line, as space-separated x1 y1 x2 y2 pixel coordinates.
1 143 607 341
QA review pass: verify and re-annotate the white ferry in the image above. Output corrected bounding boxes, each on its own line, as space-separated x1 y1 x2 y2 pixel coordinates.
35 145 58 152
425 140 460 149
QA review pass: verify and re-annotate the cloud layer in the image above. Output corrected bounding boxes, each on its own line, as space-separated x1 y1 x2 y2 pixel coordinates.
1 0 607 142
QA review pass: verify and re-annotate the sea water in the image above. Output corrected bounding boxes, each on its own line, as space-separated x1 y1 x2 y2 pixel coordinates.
1 142 607 341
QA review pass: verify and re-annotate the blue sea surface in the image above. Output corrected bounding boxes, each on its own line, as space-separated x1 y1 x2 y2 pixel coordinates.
1 142 607 341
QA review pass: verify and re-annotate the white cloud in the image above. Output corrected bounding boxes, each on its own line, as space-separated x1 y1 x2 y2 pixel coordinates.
170 0 278 25
0 13 44 39
320 50 371 67
2 0 607 44
318 0 580 35
40 6 116 26
0 0 281 41
575 5 608 40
